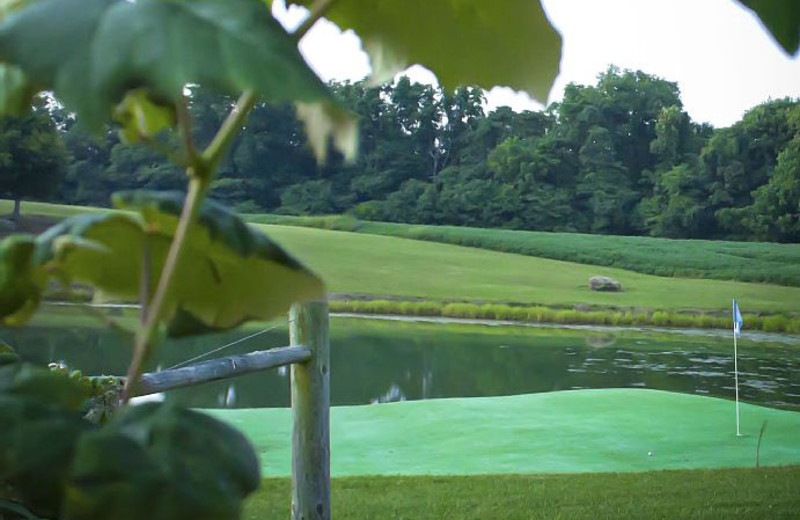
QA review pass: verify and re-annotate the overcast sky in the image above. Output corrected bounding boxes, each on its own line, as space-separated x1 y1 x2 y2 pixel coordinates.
273 0 800 128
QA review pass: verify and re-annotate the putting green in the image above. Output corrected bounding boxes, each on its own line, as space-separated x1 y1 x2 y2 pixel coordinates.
207 389 800 476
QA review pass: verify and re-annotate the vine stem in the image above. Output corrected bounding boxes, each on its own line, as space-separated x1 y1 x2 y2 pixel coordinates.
122 175 205 402
294 0 336 41
121 88 260 402
203 90 257 168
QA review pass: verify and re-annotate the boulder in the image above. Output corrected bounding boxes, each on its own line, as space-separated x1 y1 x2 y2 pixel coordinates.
589 276 622 292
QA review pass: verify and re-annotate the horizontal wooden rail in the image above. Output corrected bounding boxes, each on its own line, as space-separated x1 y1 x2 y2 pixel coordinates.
134 345 311 396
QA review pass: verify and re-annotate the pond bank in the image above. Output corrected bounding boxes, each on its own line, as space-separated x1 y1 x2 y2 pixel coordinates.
42 296 800 333
328 298 800 334
330 312 800 345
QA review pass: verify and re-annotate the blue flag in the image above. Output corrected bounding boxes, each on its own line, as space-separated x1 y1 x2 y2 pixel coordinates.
733 299 743 337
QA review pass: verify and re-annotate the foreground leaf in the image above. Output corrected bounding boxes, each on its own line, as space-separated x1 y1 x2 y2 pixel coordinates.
737 0 799 55
0 500 44 520
20 193 325 336
296 101 359 162
0 340 18 365
0 63 33 114
113 90 176 144
64 403 260 520
34 212 152 300
0 234 47 326
0 363 93 517
0 363 91 410
290 0 562 103
113 190 326 334
0 0 333 129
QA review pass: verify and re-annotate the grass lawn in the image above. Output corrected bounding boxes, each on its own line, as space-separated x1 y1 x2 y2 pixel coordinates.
0 199 111 218
5 200 799 314
207 389 800 477
253 224 800 314
246 214 800 287
245 465 800 520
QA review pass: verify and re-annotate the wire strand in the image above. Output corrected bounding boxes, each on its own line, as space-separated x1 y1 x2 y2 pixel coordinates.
165 324 281 370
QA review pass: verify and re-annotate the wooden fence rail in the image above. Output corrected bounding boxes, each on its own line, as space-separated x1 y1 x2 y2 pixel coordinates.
132 300 331 520
135 345 311 395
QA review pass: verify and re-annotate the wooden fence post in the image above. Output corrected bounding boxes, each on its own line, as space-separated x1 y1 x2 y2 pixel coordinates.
290 300 330 520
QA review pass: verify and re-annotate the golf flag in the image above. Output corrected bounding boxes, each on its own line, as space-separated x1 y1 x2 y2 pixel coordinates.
733 299 743 337
732 298 743 436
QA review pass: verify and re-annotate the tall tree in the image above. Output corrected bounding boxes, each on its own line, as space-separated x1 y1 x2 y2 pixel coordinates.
0 98 69 221
706 98 799 237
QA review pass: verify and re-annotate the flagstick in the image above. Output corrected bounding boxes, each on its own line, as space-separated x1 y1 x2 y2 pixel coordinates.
733 326 741 437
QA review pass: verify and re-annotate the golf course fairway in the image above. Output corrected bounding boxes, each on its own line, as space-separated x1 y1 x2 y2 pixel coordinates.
207 388 800 476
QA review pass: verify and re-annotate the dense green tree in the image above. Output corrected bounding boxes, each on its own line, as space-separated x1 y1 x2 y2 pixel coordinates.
103 139 184 192
226 101 317 210
380 179 439 224
573 126 637 234
487 136 574 230
0 98 69 220
40 70 800 243
705 98 799 237
639 163 715 238
637 105 714 237
738 137 800 242
58 117 117 206
439 86 485 168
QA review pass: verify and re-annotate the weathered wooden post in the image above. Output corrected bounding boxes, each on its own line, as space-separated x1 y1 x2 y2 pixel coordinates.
289 300 330 520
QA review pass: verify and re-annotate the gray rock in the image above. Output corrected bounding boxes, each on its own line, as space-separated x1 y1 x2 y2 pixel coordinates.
589 276 622 292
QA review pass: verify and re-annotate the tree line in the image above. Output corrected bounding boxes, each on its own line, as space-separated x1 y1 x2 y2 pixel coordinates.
3 66 799 242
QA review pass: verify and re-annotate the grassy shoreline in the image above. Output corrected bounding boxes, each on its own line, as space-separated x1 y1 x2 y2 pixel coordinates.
329 298 800 333
37 295 800 333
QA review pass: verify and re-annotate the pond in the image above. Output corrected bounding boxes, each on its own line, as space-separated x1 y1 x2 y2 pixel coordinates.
5 305 800 410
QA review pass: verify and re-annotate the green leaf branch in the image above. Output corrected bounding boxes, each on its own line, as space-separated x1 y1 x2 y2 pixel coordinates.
121 0 336 402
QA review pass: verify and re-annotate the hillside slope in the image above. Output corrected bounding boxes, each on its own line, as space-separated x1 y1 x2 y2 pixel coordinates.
256 224 800 313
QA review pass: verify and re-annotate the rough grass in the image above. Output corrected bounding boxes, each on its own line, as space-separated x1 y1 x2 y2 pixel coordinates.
246 214 800 287
245 466 800 520
330 300 800 333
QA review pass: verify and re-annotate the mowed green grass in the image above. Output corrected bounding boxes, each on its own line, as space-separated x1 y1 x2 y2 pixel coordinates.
5 200 799 313
0 199 111 218
208 389 800 476
248 214 800 287
253 224 800 313
246 466 800 520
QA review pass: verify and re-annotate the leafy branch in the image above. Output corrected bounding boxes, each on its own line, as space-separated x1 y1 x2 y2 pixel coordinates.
121 0 339 401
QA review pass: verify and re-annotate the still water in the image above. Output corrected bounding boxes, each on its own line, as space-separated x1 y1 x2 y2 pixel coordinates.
5 305 800 410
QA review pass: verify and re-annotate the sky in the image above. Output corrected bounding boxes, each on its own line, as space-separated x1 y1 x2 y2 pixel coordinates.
272 0 799 129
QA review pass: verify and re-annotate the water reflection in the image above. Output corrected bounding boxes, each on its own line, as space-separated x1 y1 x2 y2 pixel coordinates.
4 309 800 411
371 383 406 404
